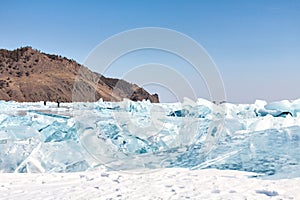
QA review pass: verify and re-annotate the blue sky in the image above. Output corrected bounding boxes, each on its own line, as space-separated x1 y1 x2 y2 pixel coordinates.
1 0 299 103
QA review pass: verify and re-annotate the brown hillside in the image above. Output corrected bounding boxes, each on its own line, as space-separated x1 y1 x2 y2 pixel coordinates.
0 47 159 103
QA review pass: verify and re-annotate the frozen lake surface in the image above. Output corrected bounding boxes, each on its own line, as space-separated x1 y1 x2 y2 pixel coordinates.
0 99 300 199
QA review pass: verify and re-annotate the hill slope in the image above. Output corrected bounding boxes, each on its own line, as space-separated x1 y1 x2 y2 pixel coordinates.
0 47 159 103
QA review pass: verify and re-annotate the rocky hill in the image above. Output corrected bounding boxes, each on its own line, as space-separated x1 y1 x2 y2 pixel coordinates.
0 47 159 103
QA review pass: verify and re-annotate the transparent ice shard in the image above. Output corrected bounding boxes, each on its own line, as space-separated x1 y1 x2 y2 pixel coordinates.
15 141 87 173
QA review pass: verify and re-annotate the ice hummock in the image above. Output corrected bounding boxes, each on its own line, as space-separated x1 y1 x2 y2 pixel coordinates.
0 99 300 179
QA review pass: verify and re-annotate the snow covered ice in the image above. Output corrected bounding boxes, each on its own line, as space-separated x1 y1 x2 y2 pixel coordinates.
0 98 300 180
1 99 300 199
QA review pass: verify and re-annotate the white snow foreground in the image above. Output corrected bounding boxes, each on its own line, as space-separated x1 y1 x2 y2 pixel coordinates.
0 168 299 200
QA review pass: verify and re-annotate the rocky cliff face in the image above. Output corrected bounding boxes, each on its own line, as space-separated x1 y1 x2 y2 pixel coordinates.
0 47 159 103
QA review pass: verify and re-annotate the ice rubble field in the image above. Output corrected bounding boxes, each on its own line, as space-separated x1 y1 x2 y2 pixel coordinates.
1 98 300 199
1 98 300 177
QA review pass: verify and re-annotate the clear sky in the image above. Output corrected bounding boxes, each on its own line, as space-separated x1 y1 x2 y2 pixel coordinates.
1 0 299 103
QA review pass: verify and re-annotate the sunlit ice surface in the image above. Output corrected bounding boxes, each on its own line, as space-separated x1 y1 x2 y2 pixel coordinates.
1 98 300 180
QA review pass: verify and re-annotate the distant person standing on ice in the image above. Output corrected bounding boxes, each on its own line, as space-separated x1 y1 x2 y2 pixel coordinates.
56 95 61 108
